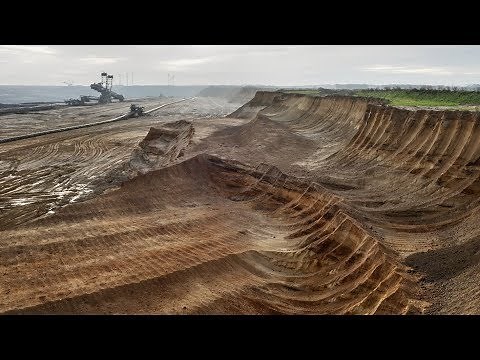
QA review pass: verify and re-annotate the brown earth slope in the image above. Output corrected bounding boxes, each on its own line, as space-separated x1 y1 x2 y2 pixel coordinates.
1 155 425 314
2 91 480 314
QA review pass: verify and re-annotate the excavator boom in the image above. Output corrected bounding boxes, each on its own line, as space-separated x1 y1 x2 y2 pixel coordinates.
65 72 125 106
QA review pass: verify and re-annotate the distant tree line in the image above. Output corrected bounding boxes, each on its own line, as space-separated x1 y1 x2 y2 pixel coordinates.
364 85 480 92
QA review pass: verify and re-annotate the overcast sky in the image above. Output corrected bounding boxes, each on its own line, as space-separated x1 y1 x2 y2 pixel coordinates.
1 45 480 86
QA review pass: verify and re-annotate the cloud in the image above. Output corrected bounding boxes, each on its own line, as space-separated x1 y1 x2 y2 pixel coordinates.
362 65 453 76
157 57 216 71
80 57 124 65
3 45 480 86
0 45 56 55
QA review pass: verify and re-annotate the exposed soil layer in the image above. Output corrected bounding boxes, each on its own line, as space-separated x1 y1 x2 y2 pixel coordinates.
2 91 480 314
2 155 425 314
97 120 195 188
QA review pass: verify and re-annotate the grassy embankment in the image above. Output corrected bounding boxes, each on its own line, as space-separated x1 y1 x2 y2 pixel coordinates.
356 89 480 107
282 88 480 108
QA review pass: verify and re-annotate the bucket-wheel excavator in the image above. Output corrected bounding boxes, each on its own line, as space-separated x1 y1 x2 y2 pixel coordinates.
90 72 125 103
65 72 125 105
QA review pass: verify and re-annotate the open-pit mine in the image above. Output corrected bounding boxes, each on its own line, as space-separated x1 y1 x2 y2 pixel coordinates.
2 90 479 314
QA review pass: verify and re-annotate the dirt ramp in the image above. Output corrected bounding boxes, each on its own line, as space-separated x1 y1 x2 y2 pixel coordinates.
133 120 194 171
1 155 426 314
230 92 373 143
210 114 316 149
101 120 194 187
194 94 375 172
229 91 281 119
190 114 318 174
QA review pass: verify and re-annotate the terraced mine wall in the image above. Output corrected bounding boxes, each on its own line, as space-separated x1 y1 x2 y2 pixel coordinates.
3 91 480 314
231 92 480 314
